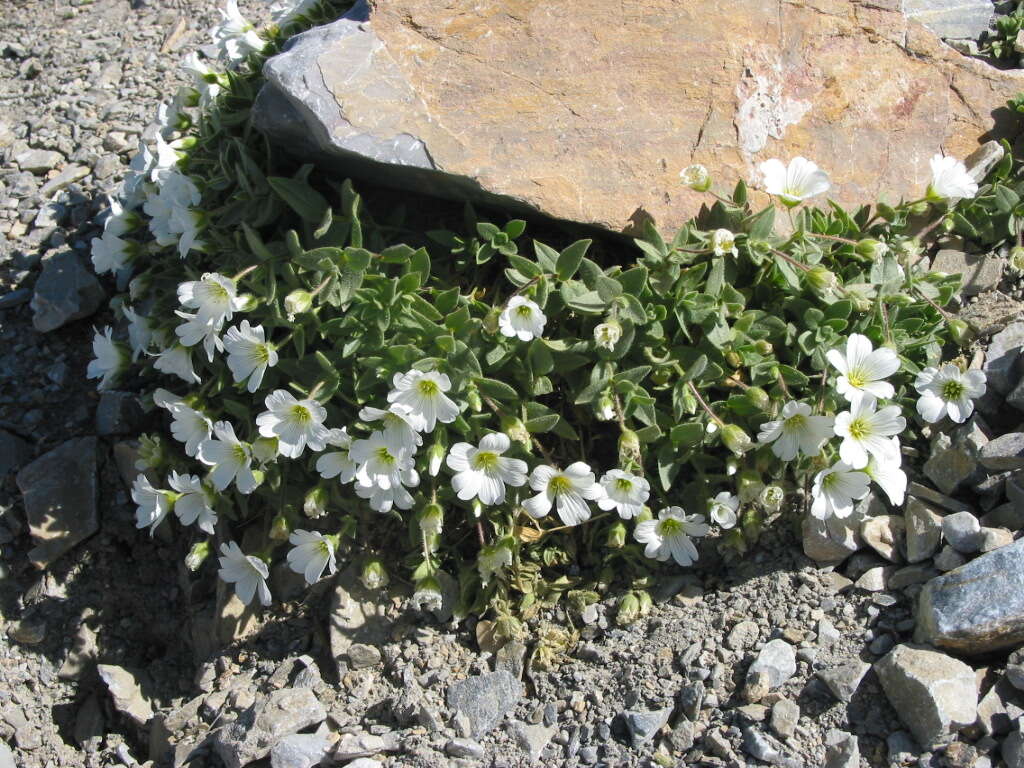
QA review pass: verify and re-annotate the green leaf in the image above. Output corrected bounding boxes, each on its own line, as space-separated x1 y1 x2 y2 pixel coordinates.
505 219 527 239
507 254 542 279
313 205 333 239
994 184 1020 214
434 287 459 314
619 293 648 324
595 275 623 302
706 256 725 297
475 377 518 400
409 248 431 282
533 241 559 272
635 424 662 442
574 377 610 405
242 222 275 261
267 176 329 223
344 247 372 271
670 423 704 447
555 239 592 281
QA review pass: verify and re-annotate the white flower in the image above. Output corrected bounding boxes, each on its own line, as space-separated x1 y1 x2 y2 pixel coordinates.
156 87 190 139
175 311 223 361
427 443 446 477
498 296 546 341
182 52 222 106
833 395 906 470
826 333 900 405
634 507 709 566
355 466 420 513
153 388 212 457
478 543 512 585
151 134 181 183
86 327 129 391
350 431 417 491
316 427 358 484
153 344 200 384
197 421 259 493
122 141 154 209
864 437 907 507
91 229 134 274
810 461 870 520
914 364 986 424
523 463 603 526
224 320 277 392
386 369 459 433
928 154 978 202
758 157 831 206
132 474 172 534
708 491 739 529
178 272 244 325
122 305 155 361
217 541 271 606
596 469 650 520
445 433 528 505
680 164 711 192
143 171 202 255
167 471 217 534
757 401 835 461
594 321 622 351
267 0 319 24
210 0 264 64
256 390 330 459
711 229 737 258
358 406 422 457
287 530 337 585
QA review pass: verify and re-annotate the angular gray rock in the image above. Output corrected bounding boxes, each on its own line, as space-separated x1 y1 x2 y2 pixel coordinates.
742 726 800 767
817 660 871 703
983 322 1024 395
917 538 1024 654
623 707 673 748
95 391 145 436
15 148 63 173
802 513 862 565
941 510 982 553
860 515 905 562
213 688 327 768
980 433 1024 472
15 436 98 568
508 720 555 762
903 0 994 39
745 640 797 701
924 441 981 495
97 665 154 727
823 729 860 768
0 428 31 478
875 644 977 749
329 563 398 674
446 670 521 738
976 678 1024 736
905 498 944 563
930 249 1003 296
270 730 331 768
770 699 799 739
30 250 105 332
933 545 967 572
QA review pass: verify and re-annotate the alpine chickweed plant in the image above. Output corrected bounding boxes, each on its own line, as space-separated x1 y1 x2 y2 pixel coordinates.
88 0 1015 632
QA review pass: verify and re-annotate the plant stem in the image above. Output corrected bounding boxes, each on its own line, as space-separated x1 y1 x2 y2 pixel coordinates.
688 381 724 427
232 264 259 281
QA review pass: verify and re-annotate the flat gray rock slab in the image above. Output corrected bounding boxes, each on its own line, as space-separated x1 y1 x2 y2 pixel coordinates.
446 670 521 738
916 537 1024 654
903 0 994 39
0 428 31 479
30 250 104 332
15 436 98 569
213 688 327 768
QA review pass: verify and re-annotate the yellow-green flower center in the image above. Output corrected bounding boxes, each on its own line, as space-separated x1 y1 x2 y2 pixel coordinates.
253 344 271 364
374 446 395 465
417 378 440 396
614 477 634 493
207 280 230 302
231 444 247 463
291 405 312 424
659 518 683 535
846 417 869 441
847 368 867 388
472 450 499 471
316 540 331 557
515 305 533 318
548 475 572 495
821 472 839 490
784 413 806 432
941 379 965 401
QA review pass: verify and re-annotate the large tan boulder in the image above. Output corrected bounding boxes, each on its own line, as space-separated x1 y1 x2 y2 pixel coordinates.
255 0 1024 233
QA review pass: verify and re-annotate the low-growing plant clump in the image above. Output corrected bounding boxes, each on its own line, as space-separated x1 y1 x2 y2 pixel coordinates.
86 0 1021 632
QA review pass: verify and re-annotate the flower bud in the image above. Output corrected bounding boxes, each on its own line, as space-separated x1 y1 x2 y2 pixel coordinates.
501 414 531 447
636 589 653 615
679 164 711 192
478 542 512 585
283 289 313 318
894 237 922 261
855 238 887 260
237 294 259 312
754 340 773 356
252 437 278 463
466 383 482 413
721 424 752 456
303 486 329 518
941 216 955 233
135 434 167 470
1010 246 1024 275
482 307 500 334
805 264 838 294
725 457 739 476
361 557 390 590
419 502 444 541
471 499 484 519
725 350 742 368
594 320 623 350
606 520 627 549
185 540 210 571
269 513 290 541
745 386 771 412
596 393 616 422
427 442 446 477
616 592 641 626
737 469 765 503
411 575 443 612
618 429 641 465
910 200 930 215
947 317 972 346
759 484 785 513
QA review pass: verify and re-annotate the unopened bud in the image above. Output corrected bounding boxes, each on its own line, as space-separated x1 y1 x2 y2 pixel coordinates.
618 429 642 464
759 484 785 513
636 590 653 615
269 513 290 541
745 386 770 412
303 486 329 518
466 384 482 413
805 264 838 294
596 393 616 422
679 164 712 192
721 424 752 456
855 238 887 260
483 307 500 334
361 557 390 591
252 437 278 463
1009 246 1024 274
594 320 623 350
737 469 765 503
725 350 742 368
411 575 443 612
185 540 210 571
941 216 955 232
947 317 972 346
283 289 313 318
135 434 167 470
427 442 446 477
909 200 930 216
501 414 531 446
616 592 641 626
754 340 773 355
419 502 444 540
606 520 627 549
